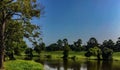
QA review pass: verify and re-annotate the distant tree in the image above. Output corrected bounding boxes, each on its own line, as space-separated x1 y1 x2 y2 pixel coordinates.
34 42 45 54
74 39 83 51
25 48 33 60
63 38 70 60
34 45 41 55
85 51 92 58
46 43 57 51
63 38 68 46
102 47 113 60
89 47 102 60
86 37 98 50
40 42 46 51
82 45 87 51
57 39 63 50
114 37 120 52
102 39 114 50
63 45 70 60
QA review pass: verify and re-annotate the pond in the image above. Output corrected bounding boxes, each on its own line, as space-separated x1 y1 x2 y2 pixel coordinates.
35 59 120 70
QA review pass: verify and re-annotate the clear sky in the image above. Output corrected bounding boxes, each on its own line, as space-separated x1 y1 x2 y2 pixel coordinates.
34 0 120 45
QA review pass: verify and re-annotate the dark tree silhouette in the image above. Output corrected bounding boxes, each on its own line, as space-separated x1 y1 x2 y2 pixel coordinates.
86 37 98 50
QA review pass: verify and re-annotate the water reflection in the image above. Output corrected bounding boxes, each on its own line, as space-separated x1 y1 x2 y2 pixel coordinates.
35 58 120 70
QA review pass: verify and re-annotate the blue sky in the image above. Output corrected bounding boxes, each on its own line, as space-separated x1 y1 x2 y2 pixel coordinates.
34 0 120 45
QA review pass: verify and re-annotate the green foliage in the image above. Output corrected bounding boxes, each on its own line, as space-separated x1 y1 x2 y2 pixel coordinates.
5 21 27 59
25 48 33 60
0 0 42 68
63 38 70 60
57 39 63 50
89 47 102 56
84 47 102 59
46 43 58 51
5 60 43 70
34 45 41 54
102 39 114 49
85 51 92 58
114 37 120 52
34 42 45 54
86 37 98 51
102 47 113 60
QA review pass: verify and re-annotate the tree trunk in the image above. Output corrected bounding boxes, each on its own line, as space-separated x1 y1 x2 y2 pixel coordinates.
0 22 6 69
97 53 100 60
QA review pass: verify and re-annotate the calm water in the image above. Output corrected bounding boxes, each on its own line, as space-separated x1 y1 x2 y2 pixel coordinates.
35 59 120 70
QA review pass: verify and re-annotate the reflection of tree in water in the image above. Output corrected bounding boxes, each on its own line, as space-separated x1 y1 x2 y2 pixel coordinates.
45 60 62 69
112 61 120 70
63 59 82 70
102 61 112 70
70 61 81 70
63 59 68 70
35 58 120 70
86 60 102 70
86 60 113 70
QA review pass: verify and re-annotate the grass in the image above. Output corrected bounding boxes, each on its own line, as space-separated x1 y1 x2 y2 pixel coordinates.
39 51 120 61
113 52 120 61
5 60 43 70
39 51 96 60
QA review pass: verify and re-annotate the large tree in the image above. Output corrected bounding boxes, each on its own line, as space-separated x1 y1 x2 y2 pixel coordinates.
0 0 41 69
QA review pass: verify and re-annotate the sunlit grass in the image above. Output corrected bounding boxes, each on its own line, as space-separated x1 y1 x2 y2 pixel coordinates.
39 51 120 61
5 60 43 70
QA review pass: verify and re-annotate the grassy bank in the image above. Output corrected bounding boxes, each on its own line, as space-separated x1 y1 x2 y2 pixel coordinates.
113 52 120 61
40 51 95 60
39 51 120 61
5 60 43 70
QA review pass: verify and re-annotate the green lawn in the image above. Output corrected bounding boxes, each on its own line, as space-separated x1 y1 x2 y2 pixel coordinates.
39 51 96 60
39 51 120 61
5 60 43 70
113 52 120 61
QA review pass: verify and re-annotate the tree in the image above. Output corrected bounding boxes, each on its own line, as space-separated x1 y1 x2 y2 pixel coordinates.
63 38 70 60
102 39 114 50
5 20 27 59
57 39 63 50
102 47 113 60
40 42 46 51
86 37 98 51
85 51 92 58
73 39 82 51
46 43 58 51
63 38 68 46
25 48 33 60
34 42 45 54
0 0 41 68
89 47 102 60
114 37 120 52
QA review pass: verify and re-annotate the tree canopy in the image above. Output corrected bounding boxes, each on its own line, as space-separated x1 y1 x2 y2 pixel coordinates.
0 0 42 69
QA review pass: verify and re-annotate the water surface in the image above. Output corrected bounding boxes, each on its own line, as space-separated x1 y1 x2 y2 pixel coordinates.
35 59 120 70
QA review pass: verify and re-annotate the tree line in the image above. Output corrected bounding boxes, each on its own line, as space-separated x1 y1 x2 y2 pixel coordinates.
45 37 120 60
